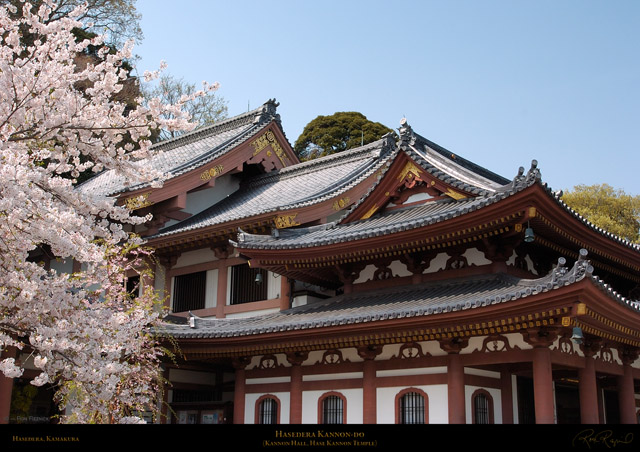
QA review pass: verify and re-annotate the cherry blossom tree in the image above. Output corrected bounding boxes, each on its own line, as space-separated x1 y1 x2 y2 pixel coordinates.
0 1 215 423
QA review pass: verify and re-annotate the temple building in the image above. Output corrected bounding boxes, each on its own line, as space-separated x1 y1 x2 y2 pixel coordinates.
2 100 640 425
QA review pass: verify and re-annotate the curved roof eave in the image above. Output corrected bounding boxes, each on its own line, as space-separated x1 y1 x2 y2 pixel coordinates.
158 249 640 341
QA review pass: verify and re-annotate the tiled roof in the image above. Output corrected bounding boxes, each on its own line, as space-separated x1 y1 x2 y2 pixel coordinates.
234 161 540 251
159 250 640 339
150 136 397 238
76 100 283 198
397 119 510 194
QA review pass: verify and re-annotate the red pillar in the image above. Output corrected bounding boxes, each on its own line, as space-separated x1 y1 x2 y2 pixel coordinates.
447 352 466 424
579 354 599 424
216 264 228 318
500 367 514 424
532 347 555 424
617 364 637 424
289 364 302 424
286 351 307 424
232 358 248 424
362 359 376 423
358 345 381 424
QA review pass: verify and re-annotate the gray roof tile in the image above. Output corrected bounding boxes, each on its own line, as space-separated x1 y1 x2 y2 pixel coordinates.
76 100 282 198
151 137 396 238
160 250 639 339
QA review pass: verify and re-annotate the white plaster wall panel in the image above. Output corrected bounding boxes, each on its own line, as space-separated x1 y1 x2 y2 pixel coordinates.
465 385 502 424
226 307 280 318
174 248 218 268
389 260 412 277
301 389 363 424
376 367 447 378
421 340 448 356
245 392 290 424
464 368 501 379
378 344 401 360
303 373 363 382
424 252 448 273
354 264 376 284
376 385 448 424
463 247 492 266
267 272 281 299
404 192 432 204
246 376 291 385
205 269 218 309
506 250 538 274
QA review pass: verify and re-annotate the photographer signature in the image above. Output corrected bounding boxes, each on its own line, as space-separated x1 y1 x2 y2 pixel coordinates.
573 429 634 449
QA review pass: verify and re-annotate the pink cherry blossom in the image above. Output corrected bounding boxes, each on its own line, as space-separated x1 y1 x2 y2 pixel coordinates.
0 1 214 423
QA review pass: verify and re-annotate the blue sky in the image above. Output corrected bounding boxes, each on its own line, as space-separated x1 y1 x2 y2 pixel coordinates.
134 0 639 195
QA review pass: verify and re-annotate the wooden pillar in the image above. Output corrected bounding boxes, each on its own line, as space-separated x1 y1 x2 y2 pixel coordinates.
286 351 308 424
500 367 514 424
523 327 560 424
0 347 17 425
440 338 468 424
232 357 250 424
579 344 600 424
279 277 291 311
216 264 228 318
358 345 382 424
618 347 639 424
532 347 555 424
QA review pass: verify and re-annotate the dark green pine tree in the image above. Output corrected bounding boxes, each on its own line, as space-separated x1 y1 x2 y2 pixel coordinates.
294 112 392 161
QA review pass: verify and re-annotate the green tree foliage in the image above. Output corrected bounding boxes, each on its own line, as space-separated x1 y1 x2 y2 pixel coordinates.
294 112 392 161
562 184 640 243
1 0 143 47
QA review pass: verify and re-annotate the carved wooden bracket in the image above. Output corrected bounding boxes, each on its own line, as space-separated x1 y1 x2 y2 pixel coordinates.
522 326 562 348
232 356 251 370
439 337 469 354
318 349 348 365
285 350 309 366
618 345 640 366
395 342 429 359
158 253 180 269
259 354 281 369
357 344 383 361
212 244 234 259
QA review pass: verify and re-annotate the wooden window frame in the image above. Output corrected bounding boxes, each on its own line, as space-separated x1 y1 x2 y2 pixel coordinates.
255 394 281 424
471 388 494 424
317 391 347 424
395 388 429 424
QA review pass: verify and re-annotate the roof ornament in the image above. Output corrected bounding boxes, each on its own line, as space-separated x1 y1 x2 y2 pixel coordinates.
188 311 202 329
498 159 542 192
253 98 280 124
549 248 594 285
397 117 417 147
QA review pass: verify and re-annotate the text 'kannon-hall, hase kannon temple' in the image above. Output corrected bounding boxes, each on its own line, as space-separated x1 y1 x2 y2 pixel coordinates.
4 99 640 425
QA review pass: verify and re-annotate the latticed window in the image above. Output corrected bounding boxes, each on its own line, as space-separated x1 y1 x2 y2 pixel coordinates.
172 271 206 313
230 264 268 305
258 397 278 424
399 391 425 424
322 395 343 424
473 392 492 424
